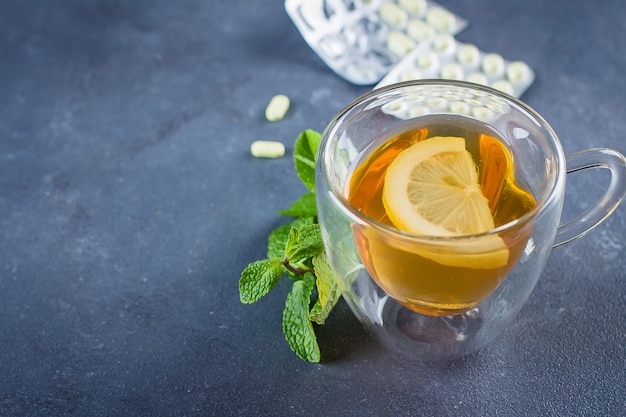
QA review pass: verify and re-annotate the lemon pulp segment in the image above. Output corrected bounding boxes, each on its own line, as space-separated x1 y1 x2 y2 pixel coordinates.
382 136 508 268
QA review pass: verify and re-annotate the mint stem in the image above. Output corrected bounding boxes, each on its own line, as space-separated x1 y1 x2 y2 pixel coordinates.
282 259 312 277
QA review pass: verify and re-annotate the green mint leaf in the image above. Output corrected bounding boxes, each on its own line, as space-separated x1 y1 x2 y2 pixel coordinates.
293 129 321 193
278 192 317 217
239 259 285 304
309 251 342 325
290 216 315 228
283 273 320 362
284 224 324 265
267 217 316 260
267 224 291 260
284 218 316 279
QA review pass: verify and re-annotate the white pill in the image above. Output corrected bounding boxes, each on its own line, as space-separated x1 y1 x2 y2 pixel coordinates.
406 19 436 42
464 97 484 107
432 33 456 56
486 101 509 113
408 105 430 118
456 44 480 68
426 6 456 33
403 94 422 103
387 31 416 57
382 100 406 113
441 62 464 80
491 79 515 96
426 97 447 109
400 68 423 82
507 61 532 84
472 106 495 120
379 1 408 28
398 0 427 16
449 101 472 115
481 53 505 78
250 141 285 158
265 94 290 122
416 50 440 71
466 72 489 86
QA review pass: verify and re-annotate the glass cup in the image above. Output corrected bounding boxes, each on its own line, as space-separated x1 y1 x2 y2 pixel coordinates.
316 80 626 362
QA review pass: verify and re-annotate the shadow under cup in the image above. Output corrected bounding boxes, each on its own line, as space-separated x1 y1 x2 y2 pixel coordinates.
316 81 569 361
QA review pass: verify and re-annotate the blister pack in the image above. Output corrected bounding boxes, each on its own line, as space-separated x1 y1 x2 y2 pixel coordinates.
376 35 535 98
379 84 513 121
285 0 467 85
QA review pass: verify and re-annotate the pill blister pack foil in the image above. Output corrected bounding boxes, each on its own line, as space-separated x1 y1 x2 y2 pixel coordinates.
284 0 467 85
286 0 535 98
376 36 535 97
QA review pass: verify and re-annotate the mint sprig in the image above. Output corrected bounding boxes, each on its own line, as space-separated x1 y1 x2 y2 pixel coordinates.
239 129 342 362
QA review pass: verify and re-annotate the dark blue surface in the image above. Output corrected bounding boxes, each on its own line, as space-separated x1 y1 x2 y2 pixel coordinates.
1 0 624 416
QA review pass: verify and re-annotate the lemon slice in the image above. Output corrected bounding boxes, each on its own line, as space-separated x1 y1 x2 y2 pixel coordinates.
382 136 509 268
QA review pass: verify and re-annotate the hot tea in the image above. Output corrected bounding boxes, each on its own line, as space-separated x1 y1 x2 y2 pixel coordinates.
348 115 536 316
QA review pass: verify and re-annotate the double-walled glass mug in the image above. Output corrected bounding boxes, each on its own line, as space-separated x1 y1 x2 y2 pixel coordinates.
316 80 626 362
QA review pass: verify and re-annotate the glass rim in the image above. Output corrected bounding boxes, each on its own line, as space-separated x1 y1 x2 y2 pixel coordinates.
319 79 567 242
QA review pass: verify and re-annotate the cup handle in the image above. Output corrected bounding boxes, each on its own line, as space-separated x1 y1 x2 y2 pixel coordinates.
553 148 626 247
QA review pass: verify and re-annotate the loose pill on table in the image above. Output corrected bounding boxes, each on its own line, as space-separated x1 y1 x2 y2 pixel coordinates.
250 140 285 158
265 94 290 122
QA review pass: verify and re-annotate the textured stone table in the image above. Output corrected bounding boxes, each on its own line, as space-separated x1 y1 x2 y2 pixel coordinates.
1 0 624 415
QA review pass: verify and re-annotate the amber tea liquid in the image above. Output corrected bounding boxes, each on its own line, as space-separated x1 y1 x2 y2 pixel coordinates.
348 116 537 316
